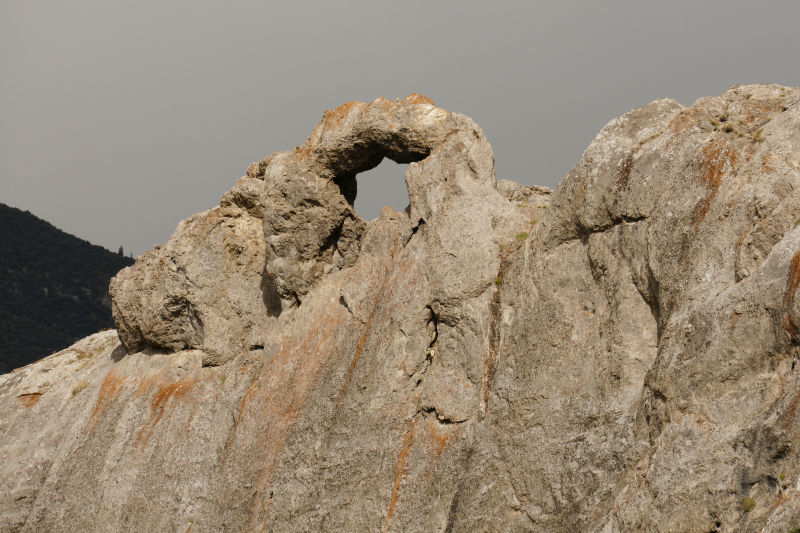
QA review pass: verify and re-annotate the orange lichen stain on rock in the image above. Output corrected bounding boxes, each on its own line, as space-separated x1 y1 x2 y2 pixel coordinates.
323 101 364 131
667 108 703 137
17 392 43 408
740 99 784 126
190 208 221 234
84 370 126 434
135 374 200 448
420 418 461 482
428 421 458 455
382 421 416 533
237 235 404 529
781 388 800 430
302 101 367 153
403 93 435 106
371 96 397 118
782 250 800 340
335 237 403 407
691 139 735 228
229 305 356 530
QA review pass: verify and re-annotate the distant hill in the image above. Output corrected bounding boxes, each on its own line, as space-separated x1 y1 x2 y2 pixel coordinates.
0 203 134 374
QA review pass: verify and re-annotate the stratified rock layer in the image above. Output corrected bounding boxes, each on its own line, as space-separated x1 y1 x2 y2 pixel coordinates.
2 86 800 533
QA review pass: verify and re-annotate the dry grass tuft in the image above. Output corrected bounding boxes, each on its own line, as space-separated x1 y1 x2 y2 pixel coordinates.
73 379 90 396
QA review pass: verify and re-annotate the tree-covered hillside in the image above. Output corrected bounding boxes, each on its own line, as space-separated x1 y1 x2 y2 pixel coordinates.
0 203 134 374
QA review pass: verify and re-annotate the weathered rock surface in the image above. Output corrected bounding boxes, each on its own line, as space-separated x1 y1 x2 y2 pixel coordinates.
2 86 800 532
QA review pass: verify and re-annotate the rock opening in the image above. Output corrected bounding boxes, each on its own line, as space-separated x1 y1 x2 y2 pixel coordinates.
351 159 411 220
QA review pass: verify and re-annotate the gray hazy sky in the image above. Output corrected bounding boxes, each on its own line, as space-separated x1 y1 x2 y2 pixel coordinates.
2 1 799 257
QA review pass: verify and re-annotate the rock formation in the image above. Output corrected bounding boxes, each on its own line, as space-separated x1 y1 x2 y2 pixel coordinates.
2 86 800 532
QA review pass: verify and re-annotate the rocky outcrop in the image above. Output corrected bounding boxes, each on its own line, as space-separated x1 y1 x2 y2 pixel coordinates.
2 86 800 532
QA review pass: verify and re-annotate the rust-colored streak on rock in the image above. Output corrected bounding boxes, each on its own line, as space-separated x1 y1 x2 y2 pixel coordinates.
136 374 199 448
340 298 380 401
420 419 461 481
17 393 42 408
336 238 402 407
691 139 733 228
782 389 800 430
382 420 416 533
782 250 800 339
427 420 459 456
228 305 355 529
84 370 126 434
252 321 335 516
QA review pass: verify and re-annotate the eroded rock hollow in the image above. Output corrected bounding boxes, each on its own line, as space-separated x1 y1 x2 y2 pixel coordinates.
3 86 800 533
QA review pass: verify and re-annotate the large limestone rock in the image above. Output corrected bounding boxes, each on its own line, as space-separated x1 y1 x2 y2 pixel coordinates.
2 86 800 532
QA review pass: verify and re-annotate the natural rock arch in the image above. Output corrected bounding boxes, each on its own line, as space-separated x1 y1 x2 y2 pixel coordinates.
252 94 501 305
110 94 534 363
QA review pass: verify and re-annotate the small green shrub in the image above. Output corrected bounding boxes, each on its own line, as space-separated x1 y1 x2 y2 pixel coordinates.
742 497 756 512
723 124 734 133
495 278 503 286
221 374 227 383
530 220 537 225
780 471 786 480
754 129 765 143
72 379 89 397
515 232 529 242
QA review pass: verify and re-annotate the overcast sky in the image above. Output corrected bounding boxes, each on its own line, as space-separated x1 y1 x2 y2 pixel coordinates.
2 1 799 257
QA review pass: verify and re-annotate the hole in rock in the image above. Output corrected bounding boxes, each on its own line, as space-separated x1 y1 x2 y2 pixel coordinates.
352 159 410 221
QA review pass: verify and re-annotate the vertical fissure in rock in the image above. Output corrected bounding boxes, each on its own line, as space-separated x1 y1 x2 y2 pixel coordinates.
482 263 505 418
412 306 438 390
426 305 439 364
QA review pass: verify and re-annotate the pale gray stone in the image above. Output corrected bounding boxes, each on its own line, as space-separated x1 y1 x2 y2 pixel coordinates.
3 86 800 533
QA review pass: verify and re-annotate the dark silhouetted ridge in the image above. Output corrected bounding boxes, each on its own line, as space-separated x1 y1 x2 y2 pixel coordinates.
0 203 134 373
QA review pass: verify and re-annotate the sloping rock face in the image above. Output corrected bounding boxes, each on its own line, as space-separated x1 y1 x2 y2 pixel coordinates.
2 86 800 532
